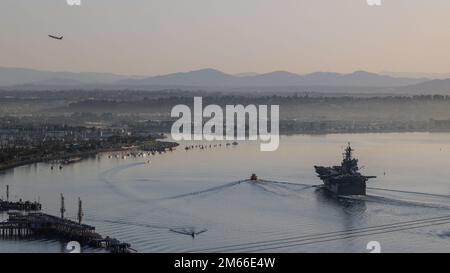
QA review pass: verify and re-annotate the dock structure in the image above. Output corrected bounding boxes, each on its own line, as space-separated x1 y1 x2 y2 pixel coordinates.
0 192 134 253
0 212 99 241
77 197 83 224
0 200 42 211
0 211 133 253
0 185 42 211
60 193 66 219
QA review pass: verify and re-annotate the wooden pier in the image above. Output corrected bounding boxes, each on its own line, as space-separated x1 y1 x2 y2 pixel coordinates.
0 189 134 253
0 211 133 253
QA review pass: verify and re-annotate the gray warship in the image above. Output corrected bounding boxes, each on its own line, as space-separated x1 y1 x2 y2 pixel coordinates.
314 143 376 196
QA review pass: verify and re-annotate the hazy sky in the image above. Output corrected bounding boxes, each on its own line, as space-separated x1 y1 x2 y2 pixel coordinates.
1 0 450 75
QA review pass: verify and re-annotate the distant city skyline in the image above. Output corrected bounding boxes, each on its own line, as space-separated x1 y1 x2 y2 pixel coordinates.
2 0 450 75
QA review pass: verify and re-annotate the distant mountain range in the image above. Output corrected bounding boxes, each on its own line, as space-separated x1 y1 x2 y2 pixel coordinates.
397 78 450 94
0 67 142 86
117 68 428 87
2 66 450 94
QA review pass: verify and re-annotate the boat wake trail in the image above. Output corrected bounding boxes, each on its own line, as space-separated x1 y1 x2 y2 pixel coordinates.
255 179 450 210
161 180 247 200
98 162 149 201
159 179 313 201
61 212 210 239
368 187 450 199
191 215 450 253
342 194 450 210
258 179 317 187
249 180 316 198
170 227 208 237
86 217 170 230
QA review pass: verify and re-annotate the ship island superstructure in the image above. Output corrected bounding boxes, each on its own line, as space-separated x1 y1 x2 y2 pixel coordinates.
314 143 376 196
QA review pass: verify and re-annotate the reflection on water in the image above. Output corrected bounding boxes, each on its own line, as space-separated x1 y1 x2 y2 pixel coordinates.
1 133 450 253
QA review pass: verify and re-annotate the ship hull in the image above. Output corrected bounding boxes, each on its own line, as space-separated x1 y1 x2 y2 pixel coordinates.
314 144 374 196
322 176 366 196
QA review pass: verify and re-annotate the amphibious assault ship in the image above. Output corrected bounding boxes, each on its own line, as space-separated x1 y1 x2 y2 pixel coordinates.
314 143 376 196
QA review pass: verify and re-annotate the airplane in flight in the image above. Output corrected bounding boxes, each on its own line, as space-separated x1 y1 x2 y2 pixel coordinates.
48 35 63 40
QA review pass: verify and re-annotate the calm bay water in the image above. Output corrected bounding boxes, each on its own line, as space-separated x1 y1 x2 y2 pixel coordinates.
1 133 450 253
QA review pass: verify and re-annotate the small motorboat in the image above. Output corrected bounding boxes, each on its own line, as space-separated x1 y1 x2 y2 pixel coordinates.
250 174 258 181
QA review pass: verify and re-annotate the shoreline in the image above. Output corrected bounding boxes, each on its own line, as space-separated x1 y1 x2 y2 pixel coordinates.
0 141 179 173
1 129 448 172
0 149 118 172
